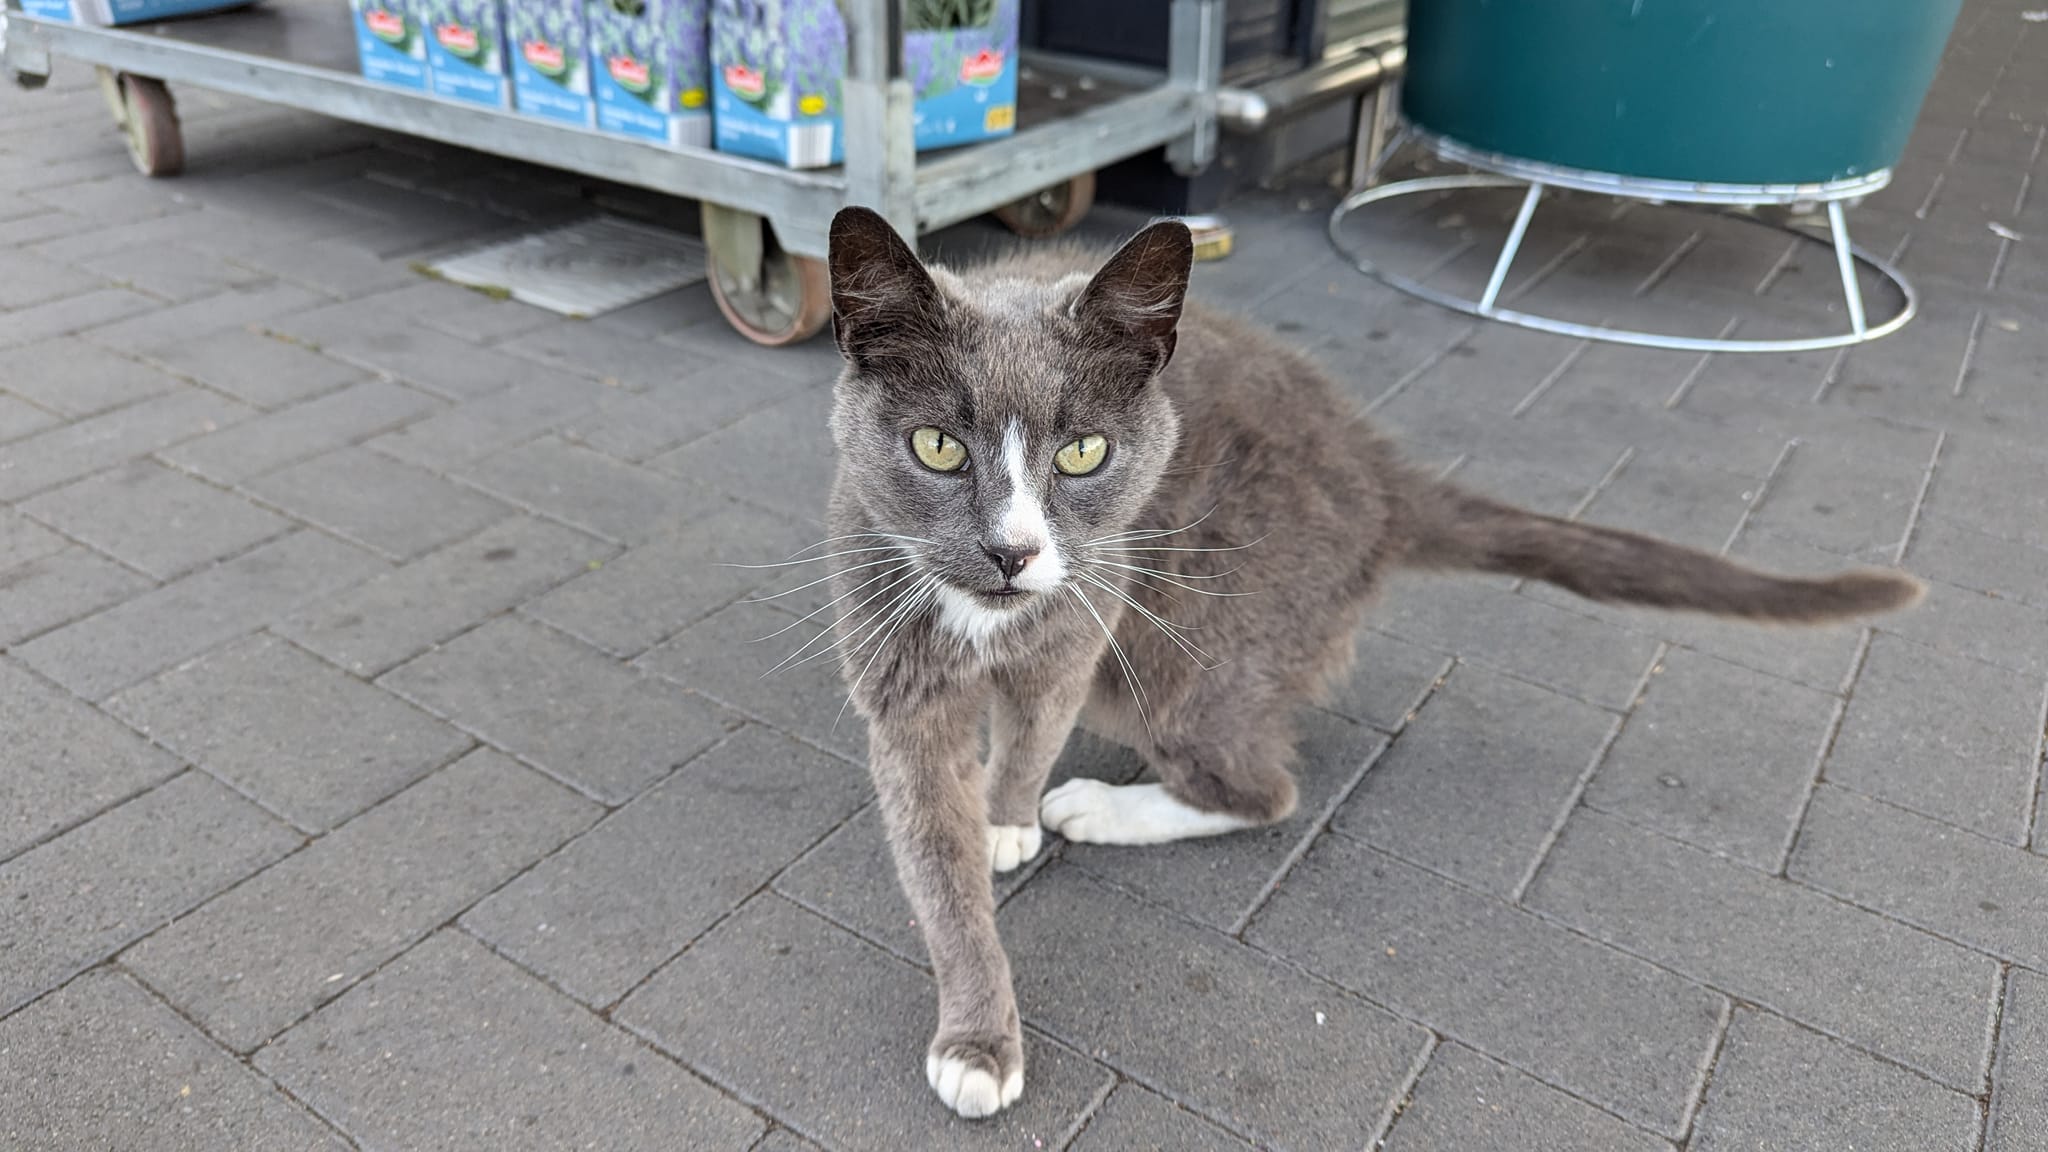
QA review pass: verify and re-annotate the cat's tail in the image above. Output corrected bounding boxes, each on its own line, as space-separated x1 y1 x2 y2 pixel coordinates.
1396 477 1923 623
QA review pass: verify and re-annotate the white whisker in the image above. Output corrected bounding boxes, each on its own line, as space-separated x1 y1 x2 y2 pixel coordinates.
720 545 905 570
835 576 940 730
1081 504 1220 547
749 561 915 640
764 565 926 676
1075 570 1222 671
1068 583 1153 740
1086 535 1266 555
786 567 935 676
1084 559 1260 596
743 555 911 602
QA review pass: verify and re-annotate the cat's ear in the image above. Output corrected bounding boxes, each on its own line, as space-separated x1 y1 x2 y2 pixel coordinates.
828 207 941 363
1073 220 1193 371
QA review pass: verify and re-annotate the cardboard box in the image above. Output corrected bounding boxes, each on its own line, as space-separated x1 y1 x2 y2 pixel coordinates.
23 0 254 24
422 0 511 106
711 0 1017 169
508 0 595 126
586 0 711 148
352 0 432 90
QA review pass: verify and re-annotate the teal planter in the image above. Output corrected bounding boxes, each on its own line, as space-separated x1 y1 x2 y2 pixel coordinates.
1403 0 1964 186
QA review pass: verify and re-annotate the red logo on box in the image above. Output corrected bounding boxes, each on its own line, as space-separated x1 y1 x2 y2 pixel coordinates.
960 48 1004 84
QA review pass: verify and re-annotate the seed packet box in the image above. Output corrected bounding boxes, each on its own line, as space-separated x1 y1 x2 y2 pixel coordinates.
508 0 595 126
711 0 1017 169
353 0 431 91
586 0 711 148
422 0 511 107
24 0 254 24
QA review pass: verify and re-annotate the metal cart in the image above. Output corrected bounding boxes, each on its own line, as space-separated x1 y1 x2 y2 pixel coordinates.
3 0 1224 344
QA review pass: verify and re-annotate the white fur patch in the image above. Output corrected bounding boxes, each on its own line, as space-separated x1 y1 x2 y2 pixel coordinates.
926 1052 1024 1118
1040 780 1256 846
986 823 1043 873
934 584 1015 651
997 421 1065 592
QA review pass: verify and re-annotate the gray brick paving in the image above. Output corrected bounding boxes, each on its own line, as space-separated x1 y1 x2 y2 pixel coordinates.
1527 809 1999 1089
14 530 386 700
7 8 2048 1143
1248 835 1721 1137
462 725 867 1006
1690 1009 1979 1152
1382 1043 1673 1152
381 615 739 804
257 929 762 1151
105 633 473 832
124 748 595 1051
22 460 290 579
617 894 1116 1152
0 771 299 1016
0 971 343 1151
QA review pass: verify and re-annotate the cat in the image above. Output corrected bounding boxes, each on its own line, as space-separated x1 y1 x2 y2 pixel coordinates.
812 206 1921 1119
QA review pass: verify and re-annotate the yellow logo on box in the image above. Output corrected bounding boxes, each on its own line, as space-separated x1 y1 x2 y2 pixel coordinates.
679 87 707 108
984 104 1015 131
798 93 827 116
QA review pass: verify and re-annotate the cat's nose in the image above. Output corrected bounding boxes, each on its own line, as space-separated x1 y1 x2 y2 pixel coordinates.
985 544 1039 582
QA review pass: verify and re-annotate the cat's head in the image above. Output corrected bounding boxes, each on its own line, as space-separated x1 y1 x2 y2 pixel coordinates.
825 207 1190 626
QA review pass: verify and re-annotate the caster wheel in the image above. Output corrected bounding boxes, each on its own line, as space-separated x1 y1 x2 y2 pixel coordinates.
994 171 1095 238
702 206 831 346
119 75 183 177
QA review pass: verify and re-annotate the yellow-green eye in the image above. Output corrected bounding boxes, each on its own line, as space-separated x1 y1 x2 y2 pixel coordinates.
911 427 968 472
1054 435 1108 476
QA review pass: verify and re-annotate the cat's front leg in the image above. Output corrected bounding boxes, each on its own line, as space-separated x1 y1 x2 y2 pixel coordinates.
870 717 1025 1118
983 665 1093 873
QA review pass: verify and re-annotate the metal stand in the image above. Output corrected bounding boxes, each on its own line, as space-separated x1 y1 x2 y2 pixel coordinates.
1330 129 1918 353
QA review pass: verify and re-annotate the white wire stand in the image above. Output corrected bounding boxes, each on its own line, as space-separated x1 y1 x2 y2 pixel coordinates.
1329 128 1919 353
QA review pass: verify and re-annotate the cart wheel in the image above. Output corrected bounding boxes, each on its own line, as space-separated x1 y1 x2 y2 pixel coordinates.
703 212 831 346
994 172 1096 238
119 75 183 178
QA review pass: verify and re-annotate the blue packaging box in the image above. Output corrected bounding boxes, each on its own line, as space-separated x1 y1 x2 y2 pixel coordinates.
586 0 710 148
422 0 511 106
30 0 254 24
508 0 595 126
352 0 431 91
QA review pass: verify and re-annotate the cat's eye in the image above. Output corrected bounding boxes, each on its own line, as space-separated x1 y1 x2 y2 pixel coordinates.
1054 435 1108 476
910 427 968 472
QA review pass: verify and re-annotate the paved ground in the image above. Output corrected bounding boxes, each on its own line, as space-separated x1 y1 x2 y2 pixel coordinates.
5 1 2048 1148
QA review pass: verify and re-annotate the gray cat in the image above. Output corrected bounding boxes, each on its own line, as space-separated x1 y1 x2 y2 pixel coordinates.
810 206 1920 1118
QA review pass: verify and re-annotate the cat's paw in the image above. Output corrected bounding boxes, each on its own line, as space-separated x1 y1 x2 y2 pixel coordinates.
1041 779 1254 846
985 823 1042 873
926 1036 1024 1119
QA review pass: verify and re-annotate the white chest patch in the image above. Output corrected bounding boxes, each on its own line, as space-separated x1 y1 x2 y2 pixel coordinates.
934 584 1015 651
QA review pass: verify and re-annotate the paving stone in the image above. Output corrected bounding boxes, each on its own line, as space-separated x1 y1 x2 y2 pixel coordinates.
459 436 722 545
635 601 865 763
1068 1084 1253 1151
0 507 66 574
273 301 558 401
617 894 1114 1152
464 725 867 1006
0 546 153 647
1337 663 1614 895
361 280 556 345
1921 434 2048 551
1321 629 1451 732
0 970 342 1152
0 387 249 502
1990 970 2048 1152
1249 835 1719 1137
1906 516 2048 609
1882 568 2048 680
147 327 367 409
1790 786 2048 970
85 282 327 356
279 515 606 676
246 447 508 561
70 240 267 303
503 316 732 390
1748 421 1938 561
230 235 420 297
1587 648 1839 867
382 616 737 804
1575 457 1760 555
0 772 298 1015
522 502 820 657
367 376 606 469
106 633 471 832
557 361 806 462
1371 574 1661 710
125 748 595 1051
0 657 177 862
752 1131 825 1152
0 288 157 350
1525 808 1997 1089
646 387 837 520
162 378 442 486
1691 1009 1979 1152
1383 1043 1672 1152
257 929 760 1151
0 393 57 442
13 531 385 700
1066 709 1386 931
22 461 289 579
0 335 182 416
1826 632 2042 844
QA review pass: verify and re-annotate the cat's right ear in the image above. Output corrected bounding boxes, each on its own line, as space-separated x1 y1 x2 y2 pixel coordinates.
828 207 941 364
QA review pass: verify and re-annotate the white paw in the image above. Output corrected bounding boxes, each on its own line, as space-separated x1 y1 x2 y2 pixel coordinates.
1040 779 1255 846
925 1052 1024 1119
985 823 1043 873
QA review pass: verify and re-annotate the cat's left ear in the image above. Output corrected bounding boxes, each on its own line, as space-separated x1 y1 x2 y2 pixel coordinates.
1073 220 1193 372
828 206 941 365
